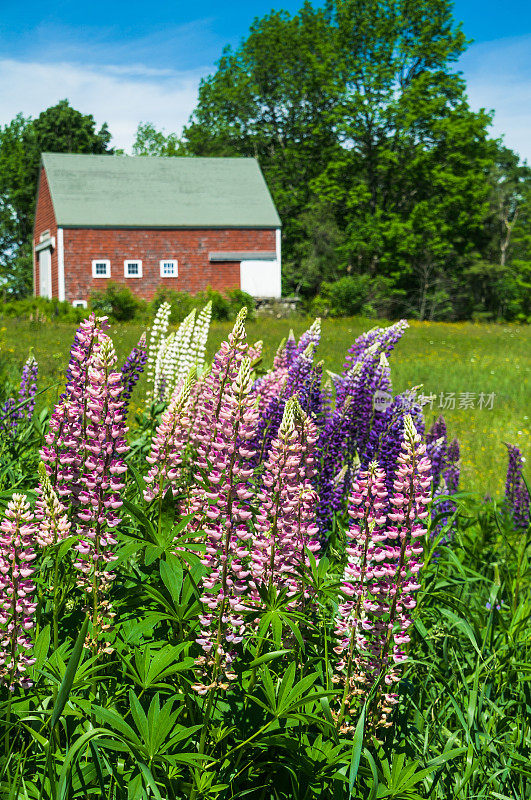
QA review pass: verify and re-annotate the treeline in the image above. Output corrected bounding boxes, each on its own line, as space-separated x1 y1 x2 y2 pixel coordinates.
1 0 530 321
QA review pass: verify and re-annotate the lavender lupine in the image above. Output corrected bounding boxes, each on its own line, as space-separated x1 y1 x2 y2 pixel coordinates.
0 355 38 437
144 369 196 504
40 315 108 499
426 416 448 491
505 443 530 530
120 333 147 409
72 334 129 651
0 494 37 690
190 358 261 693
341 319 408 375
249 398 320 606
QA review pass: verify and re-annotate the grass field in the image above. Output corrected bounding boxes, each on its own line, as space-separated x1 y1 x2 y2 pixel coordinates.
1 315 529 495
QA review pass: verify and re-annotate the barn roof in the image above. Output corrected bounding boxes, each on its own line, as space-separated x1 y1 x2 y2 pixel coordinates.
41 153 281 229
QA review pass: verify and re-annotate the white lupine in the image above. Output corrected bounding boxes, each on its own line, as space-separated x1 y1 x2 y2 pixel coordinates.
146 301 214 404
146 302 171 402
189 300 212 377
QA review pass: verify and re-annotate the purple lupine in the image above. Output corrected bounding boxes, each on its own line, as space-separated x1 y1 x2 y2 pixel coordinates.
341 320 408 376
120 333 147 409
190 358 261 693
431 437 460 547
0 355 38 438
249 398 320 606
426 416 448 492
0 494 37 690
72 333 129 650
505 444 530 531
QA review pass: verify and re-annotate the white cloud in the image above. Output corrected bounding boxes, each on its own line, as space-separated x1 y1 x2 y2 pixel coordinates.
459 35 531 162
0 58 210 151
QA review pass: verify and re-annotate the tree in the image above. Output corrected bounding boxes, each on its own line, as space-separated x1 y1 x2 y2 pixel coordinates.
0 100 113 297
133 122 182 156
182 0 523 318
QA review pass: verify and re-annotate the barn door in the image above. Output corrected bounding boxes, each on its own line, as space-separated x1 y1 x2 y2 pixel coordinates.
240 260 281 298
39 248 52 298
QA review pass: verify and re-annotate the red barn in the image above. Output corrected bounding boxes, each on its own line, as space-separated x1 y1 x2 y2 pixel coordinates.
33 153 282 308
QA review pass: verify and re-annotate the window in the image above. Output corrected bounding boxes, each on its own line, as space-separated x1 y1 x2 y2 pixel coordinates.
92 259 111 278
72 299 87 309
160 259 178 277
124 259 143 278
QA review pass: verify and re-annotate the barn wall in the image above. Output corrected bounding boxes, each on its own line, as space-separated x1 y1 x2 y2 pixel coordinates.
62 228 277 302
33 168 58 297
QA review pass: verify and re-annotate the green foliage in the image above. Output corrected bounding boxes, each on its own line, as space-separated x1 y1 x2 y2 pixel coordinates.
151 287 256 323
311 275 402 318
0 295 86 323
182 0 531 321
0 100 113 297
90 282 147 322
133 122 183 157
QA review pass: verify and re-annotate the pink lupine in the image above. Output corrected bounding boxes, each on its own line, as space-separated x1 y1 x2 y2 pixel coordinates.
189 307 249 456
334 415 431 733
0 494 37 690
249 397 320 606
333 462 391 731
35 461 71 548
143 369 195 503
72 333 129 650
190 357 260 693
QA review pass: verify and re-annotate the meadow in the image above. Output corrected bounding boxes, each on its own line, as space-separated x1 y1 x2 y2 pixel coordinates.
0 307 529 799
1 315 529 495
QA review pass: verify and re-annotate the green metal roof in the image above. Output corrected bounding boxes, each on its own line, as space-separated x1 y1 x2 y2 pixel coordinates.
41 153 281 229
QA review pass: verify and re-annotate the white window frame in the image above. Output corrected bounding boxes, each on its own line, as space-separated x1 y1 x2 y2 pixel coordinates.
124 259 143 278
160 259 178 277
72 299 87 309
92 259 111 278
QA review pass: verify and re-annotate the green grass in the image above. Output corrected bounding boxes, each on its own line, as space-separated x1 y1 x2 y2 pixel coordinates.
1 316 529 495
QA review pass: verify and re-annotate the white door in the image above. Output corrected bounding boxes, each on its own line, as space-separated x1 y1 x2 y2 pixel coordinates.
39 248 52 298
240 260 281 298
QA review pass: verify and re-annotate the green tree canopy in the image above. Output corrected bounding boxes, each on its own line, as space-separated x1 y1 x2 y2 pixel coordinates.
0 100 113 297
182 0 530 319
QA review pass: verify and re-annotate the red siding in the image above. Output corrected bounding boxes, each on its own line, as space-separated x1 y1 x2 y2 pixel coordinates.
63 228 276 303
33 168 59 297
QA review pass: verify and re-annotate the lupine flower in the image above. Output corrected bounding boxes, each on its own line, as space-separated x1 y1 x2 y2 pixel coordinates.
249 397 320 605
190 357 261 693
121 333 147 409
40 315 107 499
188 308 249 458
426 416 448 491
188 301 213 375
144 369 196 503
72 334 129 650
35 462 71 547
155 309 197 401
0 355 38 438
334 416 431 733
505 443 530 530
0 494 37 690
146 301 171 402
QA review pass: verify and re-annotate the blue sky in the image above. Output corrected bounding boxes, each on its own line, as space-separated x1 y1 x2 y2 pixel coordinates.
1 0 531 159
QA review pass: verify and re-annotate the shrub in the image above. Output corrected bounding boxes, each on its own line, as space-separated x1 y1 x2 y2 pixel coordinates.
151 285 255 323
0 296 86 323
90 282 146 322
